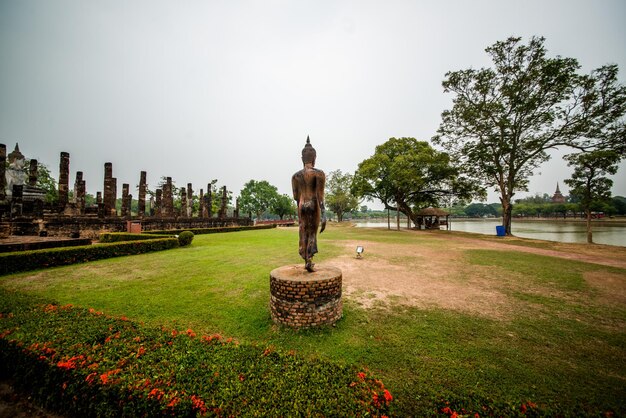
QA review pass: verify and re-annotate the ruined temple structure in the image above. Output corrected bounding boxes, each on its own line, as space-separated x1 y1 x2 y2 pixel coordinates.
551 182 566 204
0 143 251 239
0 144 46 224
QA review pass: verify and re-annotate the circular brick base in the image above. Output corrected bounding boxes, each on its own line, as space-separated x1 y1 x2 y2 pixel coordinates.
270 264 343 329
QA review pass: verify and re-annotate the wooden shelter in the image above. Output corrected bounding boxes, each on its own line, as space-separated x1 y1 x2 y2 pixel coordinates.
415 207 450 230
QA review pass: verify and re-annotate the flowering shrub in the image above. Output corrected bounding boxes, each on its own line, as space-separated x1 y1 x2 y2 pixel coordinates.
0 238 179 276
177 231 194 246
0 289 393 417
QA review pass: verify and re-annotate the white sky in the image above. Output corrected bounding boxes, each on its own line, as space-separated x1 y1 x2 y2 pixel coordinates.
1 0 625 207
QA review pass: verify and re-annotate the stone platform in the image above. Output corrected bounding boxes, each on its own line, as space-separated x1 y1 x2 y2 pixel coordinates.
269 264 342 329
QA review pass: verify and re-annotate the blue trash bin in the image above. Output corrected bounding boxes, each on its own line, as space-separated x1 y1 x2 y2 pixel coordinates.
496 225 506 236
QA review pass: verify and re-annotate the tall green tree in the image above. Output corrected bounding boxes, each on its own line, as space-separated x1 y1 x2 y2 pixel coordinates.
352 137 480 227
433 36 626 235
271 194 296 220
564 150 621 243
325 169 359 222
239 180 279 220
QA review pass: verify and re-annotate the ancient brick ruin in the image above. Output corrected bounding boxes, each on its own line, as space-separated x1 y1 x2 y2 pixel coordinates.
270 265 343 329
0 143 251 239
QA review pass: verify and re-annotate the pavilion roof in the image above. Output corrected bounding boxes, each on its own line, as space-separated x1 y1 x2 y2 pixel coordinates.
416 207 450 216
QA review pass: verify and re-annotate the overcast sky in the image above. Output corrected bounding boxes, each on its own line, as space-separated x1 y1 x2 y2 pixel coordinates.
1 0 625 207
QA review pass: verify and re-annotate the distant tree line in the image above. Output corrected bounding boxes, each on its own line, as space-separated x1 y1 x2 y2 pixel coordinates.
447 195 626 219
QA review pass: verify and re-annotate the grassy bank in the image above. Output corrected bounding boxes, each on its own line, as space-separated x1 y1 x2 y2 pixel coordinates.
1 225 625 416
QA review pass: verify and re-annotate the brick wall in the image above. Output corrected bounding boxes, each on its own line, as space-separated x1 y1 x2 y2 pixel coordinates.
270 266 342 328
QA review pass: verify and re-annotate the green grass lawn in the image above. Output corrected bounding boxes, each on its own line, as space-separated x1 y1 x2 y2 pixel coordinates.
1 225 625 416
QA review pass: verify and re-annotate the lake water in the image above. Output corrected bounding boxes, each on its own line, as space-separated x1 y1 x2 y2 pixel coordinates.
354 219 626 247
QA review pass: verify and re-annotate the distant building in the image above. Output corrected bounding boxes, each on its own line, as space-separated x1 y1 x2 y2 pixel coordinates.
551 182 566 203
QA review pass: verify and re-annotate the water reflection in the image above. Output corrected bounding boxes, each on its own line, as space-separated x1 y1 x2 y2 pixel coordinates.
354 219 626 247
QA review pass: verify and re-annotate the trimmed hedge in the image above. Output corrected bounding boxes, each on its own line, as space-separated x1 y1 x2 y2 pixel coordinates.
0 238 93 253
99 232 172 243
177 231 194 246
0 238 179 276
143 224 276 236
0 289 394 417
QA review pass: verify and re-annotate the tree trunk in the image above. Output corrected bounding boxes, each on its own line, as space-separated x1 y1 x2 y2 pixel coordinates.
387 208 390 230
501 196 513 235
586 209 593 244
396 208 400 230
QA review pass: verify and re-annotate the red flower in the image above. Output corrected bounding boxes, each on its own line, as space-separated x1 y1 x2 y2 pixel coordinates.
171 329 178 337
190 395 208 415
372 392 380 408
357 372 366 381
136 346 146 358
148 388 164 401
167 397 180 408
383 389 393 403
186 329 196 338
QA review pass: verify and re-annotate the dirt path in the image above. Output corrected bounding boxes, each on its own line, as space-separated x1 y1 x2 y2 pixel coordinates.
325 231 626 319
445 233 626 269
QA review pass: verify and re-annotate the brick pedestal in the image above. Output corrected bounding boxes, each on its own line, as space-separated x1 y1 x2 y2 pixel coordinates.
270 265 342 329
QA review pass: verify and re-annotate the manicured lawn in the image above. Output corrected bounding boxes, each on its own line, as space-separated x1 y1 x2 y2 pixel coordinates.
1 225 625 416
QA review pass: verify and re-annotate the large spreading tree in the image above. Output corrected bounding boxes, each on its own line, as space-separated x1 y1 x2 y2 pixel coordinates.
433 36 626 235
325 169 359 222
352 137 480 227
271 193 296 220
565 150 621 243
238 180 279 220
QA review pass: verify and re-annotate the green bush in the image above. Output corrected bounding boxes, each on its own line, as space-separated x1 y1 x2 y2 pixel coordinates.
0 238 179 276
0 289 394 417
177 231 194 246
144 224 276 236
99 233 171 243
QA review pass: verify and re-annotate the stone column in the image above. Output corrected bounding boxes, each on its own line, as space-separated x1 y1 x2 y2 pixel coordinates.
58 152 70 212
74 171 85 215
138 171 147 217
121 183 130 218
125 193 132 219
111 178 117 216
155 189 162 217
149 196 154 216
219 186 227 218
0 144 6 201
180 187 187 218
28 159 38 187
11 184 23 217
234 197 240 218
162 177 173 217
199 189 205 218
103 163 114 216
206 184 213 218
96 191 104 218
187 183 193 217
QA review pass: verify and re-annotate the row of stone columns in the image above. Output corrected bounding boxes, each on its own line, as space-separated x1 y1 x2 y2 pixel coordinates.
8 149 238 219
